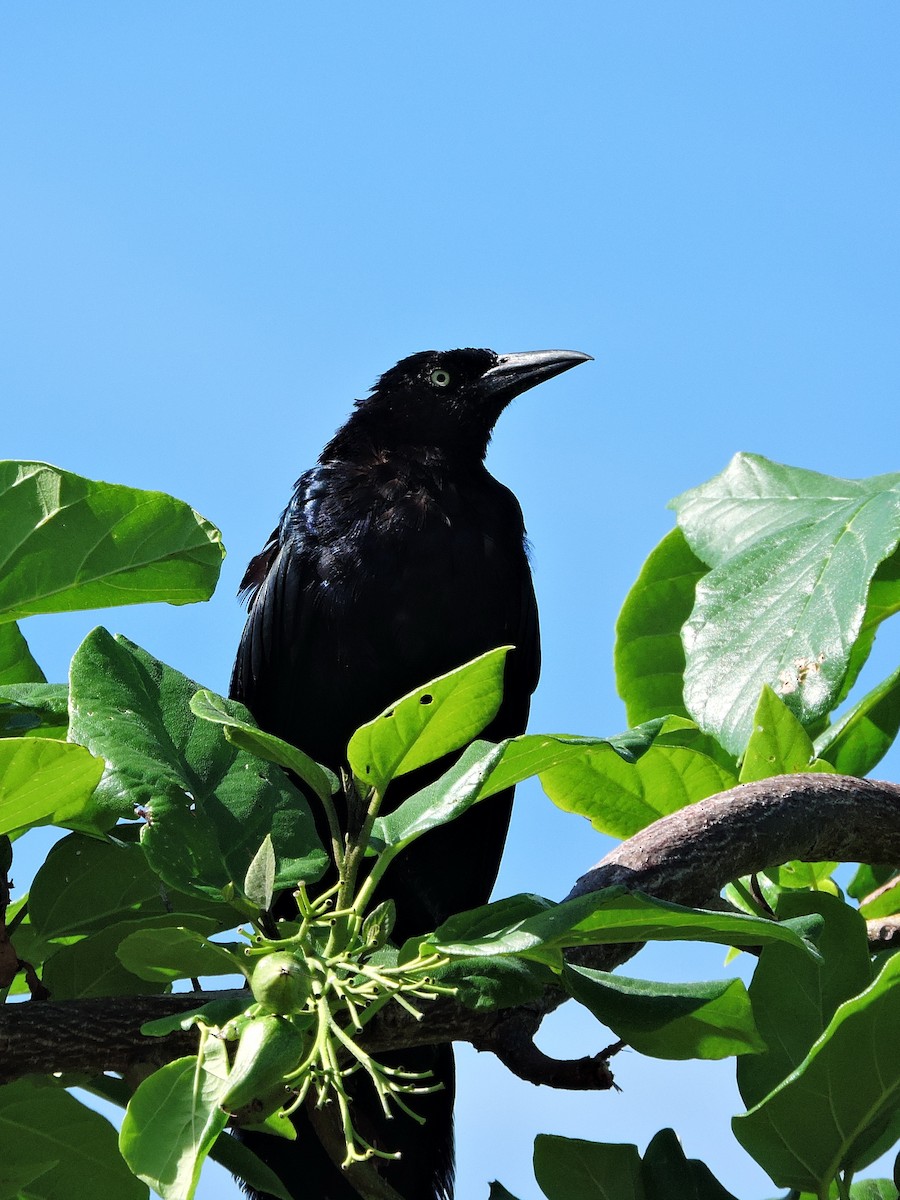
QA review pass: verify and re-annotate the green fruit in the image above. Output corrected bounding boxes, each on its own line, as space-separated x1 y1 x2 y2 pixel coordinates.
250 951 313 1014
220 1013 305 1114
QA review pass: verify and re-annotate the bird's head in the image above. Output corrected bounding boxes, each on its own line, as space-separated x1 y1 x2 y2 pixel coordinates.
337 347 592 459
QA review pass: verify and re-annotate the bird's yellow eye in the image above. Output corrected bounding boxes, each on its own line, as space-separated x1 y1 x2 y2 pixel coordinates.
429 369 451 388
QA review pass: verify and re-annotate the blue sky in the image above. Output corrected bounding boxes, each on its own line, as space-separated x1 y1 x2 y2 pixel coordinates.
3 5 900 1198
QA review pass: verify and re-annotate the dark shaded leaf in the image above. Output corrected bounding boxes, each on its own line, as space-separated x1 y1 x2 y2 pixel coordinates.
738 891 872 1109
564 964 764 1059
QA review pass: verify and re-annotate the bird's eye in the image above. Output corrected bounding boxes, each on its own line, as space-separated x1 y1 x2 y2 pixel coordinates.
429 369 451 388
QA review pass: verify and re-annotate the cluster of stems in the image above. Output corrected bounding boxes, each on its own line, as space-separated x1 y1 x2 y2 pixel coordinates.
222 776 455 1165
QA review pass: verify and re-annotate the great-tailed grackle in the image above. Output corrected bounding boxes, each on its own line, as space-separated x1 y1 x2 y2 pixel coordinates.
230 346 591 1200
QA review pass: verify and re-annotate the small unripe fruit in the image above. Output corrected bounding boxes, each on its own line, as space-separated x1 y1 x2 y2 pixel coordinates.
220 1013 304 1114
249 951 313 1014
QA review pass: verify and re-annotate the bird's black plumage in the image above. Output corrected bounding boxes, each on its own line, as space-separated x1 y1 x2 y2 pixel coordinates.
230 346 590 1200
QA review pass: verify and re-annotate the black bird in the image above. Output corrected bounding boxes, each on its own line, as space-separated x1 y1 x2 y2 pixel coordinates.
230 346 591 1200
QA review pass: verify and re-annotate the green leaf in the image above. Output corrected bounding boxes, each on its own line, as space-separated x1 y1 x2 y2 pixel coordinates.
488 1184 523 1200
432 955 555 1012
815 665 900 777
120 1046 230 1200
672 454 900 756
539 720 736 839
0 621 45 684
768 1181 899 1200
641 1128 739 1199
737 890 873 1110
116 927 243 983
733 952 900 1191
424 888 821 968
764 859 839 892
739 685 816 782
848 864 896 903
563 964 764 1060
533 1134 644 1200
28 830 236 942
347 646 510 793
615 527 708 725
244 835 276 912
0 1077 147 1200
42 912 221 999
0 683 69 739
0 460 224 620
845 1183 899 1200
372 740 507 850
0 737 104 836
67 629 327 893
189 689 335 804
378 719 718 851
141 995 249 1038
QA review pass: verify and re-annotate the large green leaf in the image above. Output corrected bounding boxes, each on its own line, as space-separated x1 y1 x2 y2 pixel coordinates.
739 685 817 782
67 630 327 894
0 1077 147 1200
346 646 509 793
0 737 104 835
370 731 643 851
189 689 335 803
0 461 224 620
539 717 737 839
563 964 764 1060
672 454 900 756
533 1134 644 1200
41 912 221 999
733 952 900 1192
422 887 821 968
0 621 45 684
117 927 242 983
28 830 235 942
120 1047 230 1200
641 1129 739 1199
737 891 873 1109
615 528 707 725
814 664 900 777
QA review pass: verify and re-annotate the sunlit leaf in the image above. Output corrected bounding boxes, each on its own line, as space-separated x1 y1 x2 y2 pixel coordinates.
0 737 103 836
615 527 707 725
673 454 900 756
0 460 224 620
347 647 509 793
120 1046 229 1200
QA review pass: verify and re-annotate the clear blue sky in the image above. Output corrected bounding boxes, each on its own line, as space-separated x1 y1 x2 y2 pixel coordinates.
3 5 899 1197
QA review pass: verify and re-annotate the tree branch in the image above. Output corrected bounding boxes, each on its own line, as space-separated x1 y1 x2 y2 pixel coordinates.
3 773 899 1087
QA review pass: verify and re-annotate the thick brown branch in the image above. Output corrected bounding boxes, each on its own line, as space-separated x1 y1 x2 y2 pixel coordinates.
2 773 899 1086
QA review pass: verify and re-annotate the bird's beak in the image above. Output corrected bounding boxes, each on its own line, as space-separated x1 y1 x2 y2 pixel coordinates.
479 349 593 402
